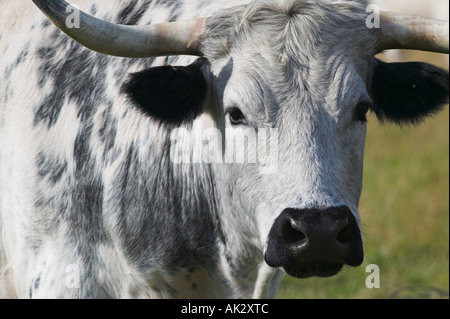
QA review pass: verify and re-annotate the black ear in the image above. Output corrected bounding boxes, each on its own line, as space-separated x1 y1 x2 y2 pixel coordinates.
370 58 449 125
122 58 209 124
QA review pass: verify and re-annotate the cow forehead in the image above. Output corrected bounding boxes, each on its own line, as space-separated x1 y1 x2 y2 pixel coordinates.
205 0 377 118
204 0 377 63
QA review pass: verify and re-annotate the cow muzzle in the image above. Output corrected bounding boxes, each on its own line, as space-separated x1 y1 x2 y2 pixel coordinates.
265 206 363 278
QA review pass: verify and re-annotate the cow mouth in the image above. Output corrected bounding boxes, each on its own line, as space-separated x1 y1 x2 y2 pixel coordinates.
283 262 344 279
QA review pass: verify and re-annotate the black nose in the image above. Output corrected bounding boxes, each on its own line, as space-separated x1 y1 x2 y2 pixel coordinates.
265 206 363 278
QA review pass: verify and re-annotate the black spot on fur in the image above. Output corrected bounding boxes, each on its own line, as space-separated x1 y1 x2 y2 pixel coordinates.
68 126 107 277
122 58 208 124
29 276 41 298
116 1 135 24
90 4 98 15
165 283 179 298
14 44 30 67
116 0 151 25
35 34 109 128
36 151 68 184
167 0 182 22
33 276 41 290
74 127 92 172
370 58 449 125
41 19 51 28
111 140 218 273
99 103 118 161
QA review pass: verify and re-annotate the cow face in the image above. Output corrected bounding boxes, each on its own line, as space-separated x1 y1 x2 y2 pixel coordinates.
124 1 449 279
202 50 370 278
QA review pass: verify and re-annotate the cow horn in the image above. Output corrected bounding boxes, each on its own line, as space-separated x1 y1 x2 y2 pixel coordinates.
32 0 207 57
377 11 449 54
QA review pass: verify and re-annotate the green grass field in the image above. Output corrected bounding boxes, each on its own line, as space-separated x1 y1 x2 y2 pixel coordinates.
276 103 449 299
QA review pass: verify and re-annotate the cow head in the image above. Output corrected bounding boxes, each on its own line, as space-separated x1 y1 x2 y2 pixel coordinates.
34 0 449 279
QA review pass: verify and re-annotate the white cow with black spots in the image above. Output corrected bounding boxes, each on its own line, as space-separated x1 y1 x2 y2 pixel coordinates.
0 0 448 298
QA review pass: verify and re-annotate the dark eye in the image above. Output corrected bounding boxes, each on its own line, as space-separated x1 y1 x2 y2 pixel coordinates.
355 102 371 122
226 106 247 125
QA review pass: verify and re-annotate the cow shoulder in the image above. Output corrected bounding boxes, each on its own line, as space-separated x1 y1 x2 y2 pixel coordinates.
370 58 449 125
121 58 209 124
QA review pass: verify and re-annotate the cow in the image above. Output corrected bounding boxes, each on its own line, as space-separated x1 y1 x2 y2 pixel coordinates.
0 0 448 298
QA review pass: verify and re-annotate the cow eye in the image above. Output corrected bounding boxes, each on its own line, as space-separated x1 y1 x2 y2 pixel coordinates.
226 106 247 125
354 102 371 122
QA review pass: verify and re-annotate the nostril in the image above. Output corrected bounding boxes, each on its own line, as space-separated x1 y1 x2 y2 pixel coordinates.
281 220 307 244
336 225 351 245
336 214 358 245
336 216 355 246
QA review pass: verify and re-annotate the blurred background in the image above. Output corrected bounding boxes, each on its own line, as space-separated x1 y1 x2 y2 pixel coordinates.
277 0 449 299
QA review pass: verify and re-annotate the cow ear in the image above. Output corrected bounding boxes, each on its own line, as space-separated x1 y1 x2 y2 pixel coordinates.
370 58 449 125
122 58 209 124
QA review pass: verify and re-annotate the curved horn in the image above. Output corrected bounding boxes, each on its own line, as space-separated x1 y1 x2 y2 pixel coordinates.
377 11 449 54
32 0 207 57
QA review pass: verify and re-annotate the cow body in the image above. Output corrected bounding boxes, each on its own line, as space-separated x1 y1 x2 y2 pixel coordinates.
0 0 448 299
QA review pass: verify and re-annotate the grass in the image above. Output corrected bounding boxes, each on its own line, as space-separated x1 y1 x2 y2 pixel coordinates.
276 87 449 299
